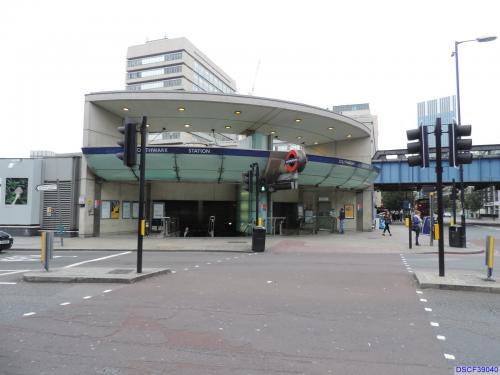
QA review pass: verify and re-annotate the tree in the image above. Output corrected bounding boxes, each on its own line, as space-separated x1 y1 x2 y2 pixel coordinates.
464 190 482 212
381 191 412 210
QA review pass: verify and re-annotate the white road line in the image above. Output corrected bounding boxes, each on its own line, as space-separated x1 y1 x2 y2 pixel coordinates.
206 262 211 265
444 353 455 360
23 312 36 317
184 268 189 271
416 291 423 294
425 307 433 312
430 322 440 327
420 298 428 302
0 270 30 277
63 251 131 269
0 282 17 285
437 335 446 340
171 270 177 274
194 265 200 268
60 302 71 306
103 289 112 293
83 296 92 299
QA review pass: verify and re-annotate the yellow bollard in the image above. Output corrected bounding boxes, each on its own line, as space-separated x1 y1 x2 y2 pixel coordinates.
450 217 454 225
257 217 262 226
41 231 46 264
405 218 410 227
434 224 440 240
140 219 145 236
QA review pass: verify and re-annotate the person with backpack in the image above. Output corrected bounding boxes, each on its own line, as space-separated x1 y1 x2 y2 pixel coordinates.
382 209 392 236
412 210 422 246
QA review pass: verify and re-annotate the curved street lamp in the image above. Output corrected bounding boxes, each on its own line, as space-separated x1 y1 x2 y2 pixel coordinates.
453 34 497 236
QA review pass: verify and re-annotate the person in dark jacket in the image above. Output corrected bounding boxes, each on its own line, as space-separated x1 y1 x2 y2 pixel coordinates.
412 210 422 246
382 209 392 236
339 208 345 234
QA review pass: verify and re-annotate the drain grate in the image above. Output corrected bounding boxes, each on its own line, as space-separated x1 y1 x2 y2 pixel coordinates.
107 269 134 275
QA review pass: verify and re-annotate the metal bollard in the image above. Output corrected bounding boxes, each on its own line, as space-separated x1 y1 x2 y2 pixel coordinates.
484 235 495 282
41 231 54 271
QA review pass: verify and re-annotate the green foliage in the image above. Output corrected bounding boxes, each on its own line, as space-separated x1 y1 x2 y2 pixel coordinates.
381 191 412 210
464 190 482 212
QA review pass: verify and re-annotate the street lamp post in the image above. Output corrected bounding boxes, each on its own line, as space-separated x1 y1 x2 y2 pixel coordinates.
453 35 497 240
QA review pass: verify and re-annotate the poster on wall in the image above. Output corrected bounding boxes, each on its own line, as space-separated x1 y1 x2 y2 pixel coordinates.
132 202 139 219
153 202 165 219
5 178 28 205
101 201 111 219
111 200 120 219
344 204 354 219
122 201 131 219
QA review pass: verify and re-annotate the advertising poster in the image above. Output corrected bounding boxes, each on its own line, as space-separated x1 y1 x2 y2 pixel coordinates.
101 201 111 219
111 200 120 219
122 201 131 219
5 178 28 205
132 202 139 219
153 202 165 218
344 204 354 219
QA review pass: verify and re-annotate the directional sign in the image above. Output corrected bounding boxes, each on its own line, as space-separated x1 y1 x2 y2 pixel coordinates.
36 184 58 192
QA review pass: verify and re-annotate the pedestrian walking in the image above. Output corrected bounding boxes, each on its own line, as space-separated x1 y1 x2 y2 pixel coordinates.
412 210 422 246
338 208 345 234
382 209 392 236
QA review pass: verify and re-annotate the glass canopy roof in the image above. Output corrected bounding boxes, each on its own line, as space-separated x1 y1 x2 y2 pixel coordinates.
82 146 378 190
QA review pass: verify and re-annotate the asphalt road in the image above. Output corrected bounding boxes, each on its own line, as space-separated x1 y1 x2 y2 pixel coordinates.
0 244 496 374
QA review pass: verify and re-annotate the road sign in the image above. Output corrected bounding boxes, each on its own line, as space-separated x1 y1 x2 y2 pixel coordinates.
36 184 58 192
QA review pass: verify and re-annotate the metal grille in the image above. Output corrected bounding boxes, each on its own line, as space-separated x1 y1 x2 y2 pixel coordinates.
41 181 74 231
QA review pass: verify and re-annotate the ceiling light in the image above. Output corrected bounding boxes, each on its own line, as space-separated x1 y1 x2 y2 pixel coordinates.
146 124 150 128
347 134 352 138
184 124 191 128
328 127 334 130
295 118 302 123
122 107 129 111
224 125 231 129
314 141 318 145
297 136 302 140
234 110 241 115
177 106 185 112
270 131 276 134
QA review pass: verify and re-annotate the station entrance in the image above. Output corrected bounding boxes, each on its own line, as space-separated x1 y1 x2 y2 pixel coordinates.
150 200 238 237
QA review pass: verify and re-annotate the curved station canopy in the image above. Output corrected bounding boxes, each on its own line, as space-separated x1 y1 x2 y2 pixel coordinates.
83 146 378 190
83 91 378 190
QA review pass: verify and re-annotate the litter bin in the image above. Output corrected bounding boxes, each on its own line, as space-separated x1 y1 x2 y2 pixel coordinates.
449 225 464 247
252 226 266 252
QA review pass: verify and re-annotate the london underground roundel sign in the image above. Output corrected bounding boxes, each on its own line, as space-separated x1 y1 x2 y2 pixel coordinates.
285 149 307 173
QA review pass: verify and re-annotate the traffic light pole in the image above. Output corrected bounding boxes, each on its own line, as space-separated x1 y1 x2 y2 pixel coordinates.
252 163 260 226
435 118 445 277
137 116 147 274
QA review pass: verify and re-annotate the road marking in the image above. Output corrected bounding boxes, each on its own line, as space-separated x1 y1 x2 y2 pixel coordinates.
420 298 428 302
430 322 439 327
206 262 211 265
83 296 92 299
477 225 500 231
0 255 40 262
407 270 413 273
103 289 112 293
23 312 36 317
425 307 433 312
267 280 273 284
171 270 177 274
0 282 17 285
437 335 446 340
60 302 71 306
416 291 423 294
0 270 30 277
444 353 455 360
194 265 200 268
64 251 131 269
184 268 189 271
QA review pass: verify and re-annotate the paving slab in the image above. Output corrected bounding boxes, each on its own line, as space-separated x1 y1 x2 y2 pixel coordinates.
414 269 500 293
23 267 170 284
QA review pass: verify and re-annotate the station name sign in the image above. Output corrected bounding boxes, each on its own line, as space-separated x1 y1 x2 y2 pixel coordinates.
137 147 213 154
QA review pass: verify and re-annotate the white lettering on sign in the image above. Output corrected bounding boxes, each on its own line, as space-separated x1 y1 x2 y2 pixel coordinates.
188 148 211 154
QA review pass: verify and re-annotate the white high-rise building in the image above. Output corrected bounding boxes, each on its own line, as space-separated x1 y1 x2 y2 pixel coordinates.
126 37 237 93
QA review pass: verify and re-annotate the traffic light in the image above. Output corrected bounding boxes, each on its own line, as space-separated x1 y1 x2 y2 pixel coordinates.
406 126 429 168
242 170 253 192
116 118 137 167
268 180 298 192
259 178 267 192
448 123 472 167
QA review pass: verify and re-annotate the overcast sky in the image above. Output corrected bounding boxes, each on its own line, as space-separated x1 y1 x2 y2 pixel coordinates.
1 0 499 158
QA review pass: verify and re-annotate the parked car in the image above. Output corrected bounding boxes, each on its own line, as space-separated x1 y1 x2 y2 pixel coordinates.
0 231 14 250
443 212 452 217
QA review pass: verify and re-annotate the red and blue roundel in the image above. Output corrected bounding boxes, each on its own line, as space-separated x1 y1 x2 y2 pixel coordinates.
285 150 307 173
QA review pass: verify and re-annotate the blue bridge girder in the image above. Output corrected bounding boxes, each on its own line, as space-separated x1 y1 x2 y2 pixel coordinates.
372 145 500 190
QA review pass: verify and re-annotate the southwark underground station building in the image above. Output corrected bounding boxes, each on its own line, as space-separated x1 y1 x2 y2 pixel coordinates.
80 90 379 237
0 37 378 237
